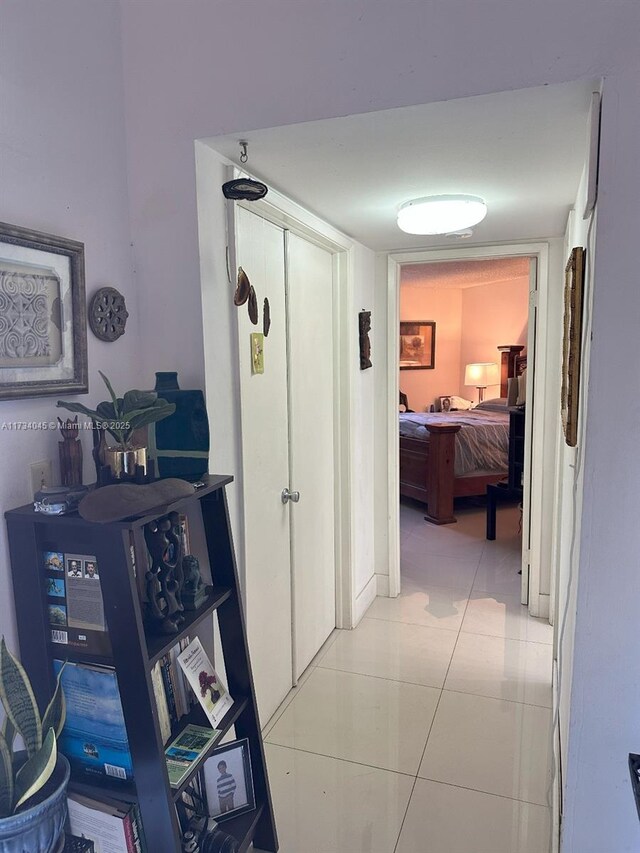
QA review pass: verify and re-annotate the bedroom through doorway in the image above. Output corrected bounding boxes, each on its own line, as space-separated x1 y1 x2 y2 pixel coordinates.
396 255 532 610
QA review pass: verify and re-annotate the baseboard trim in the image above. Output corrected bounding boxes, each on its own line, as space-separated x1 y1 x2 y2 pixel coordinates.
552 657 561 853
375 573 390 598
354 575 377 626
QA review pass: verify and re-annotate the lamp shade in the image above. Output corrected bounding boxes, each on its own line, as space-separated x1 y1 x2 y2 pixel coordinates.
464 362 499 387
397 195 487 235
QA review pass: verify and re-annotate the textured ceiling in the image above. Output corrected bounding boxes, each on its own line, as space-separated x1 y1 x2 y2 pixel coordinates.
206 80 595 251
401 257 531 289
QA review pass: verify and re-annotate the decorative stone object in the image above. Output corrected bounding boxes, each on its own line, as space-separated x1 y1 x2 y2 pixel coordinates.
359 310 372 370
181 554 212 611
263 297 271 337
247 285 259 325
234 267 251 306
88 287 128 342
144 510 185 635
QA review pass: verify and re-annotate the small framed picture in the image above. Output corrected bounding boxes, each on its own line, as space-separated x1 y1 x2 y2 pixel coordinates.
399 321 436 370
203 738 256 822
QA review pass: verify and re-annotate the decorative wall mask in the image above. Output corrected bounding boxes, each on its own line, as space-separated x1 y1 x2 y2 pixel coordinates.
88 286 128 342
263 298 271 337
234 267 251 306
359 310 372 370
248 286 259 325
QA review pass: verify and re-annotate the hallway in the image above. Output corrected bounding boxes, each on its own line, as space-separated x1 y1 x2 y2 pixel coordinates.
258 500 553 852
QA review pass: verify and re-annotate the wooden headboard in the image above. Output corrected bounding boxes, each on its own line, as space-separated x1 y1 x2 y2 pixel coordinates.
498 345 526 396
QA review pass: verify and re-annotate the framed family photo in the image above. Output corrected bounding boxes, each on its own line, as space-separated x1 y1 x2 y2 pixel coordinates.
0 221 88 400
203 738 256 822
399 321 436 370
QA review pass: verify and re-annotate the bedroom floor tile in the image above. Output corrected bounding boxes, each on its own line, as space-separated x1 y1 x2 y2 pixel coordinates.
462 591 554 644
262 744 413 853
401 551 480 594
418 690 554 805
395 779 552 853
266 667 439 775
319 616 458 688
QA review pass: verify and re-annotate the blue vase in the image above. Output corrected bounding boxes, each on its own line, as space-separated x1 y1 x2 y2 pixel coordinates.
151 372 210 480
0 754 69 853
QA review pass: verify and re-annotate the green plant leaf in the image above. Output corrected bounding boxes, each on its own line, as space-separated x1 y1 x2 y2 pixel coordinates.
0 731 13 817
127 400 176 431
0 639 42 758
122 390 157 413
42 664 66 739
99 371 121 418
56 400 101 421
1 713 16 752
96 401 117 420
14 728 56 811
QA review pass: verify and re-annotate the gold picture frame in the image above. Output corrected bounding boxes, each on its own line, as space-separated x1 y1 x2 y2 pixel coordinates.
561 247 585 447
399 321 436 370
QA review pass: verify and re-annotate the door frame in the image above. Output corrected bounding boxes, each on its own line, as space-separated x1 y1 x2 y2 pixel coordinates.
386 241 550 617
227 168 356 631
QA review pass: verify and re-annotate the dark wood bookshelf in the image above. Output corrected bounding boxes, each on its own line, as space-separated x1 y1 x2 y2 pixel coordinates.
5 475 278 853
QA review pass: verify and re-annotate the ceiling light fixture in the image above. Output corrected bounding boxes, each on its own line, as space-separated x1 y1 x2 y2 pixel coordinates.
397 194 487 235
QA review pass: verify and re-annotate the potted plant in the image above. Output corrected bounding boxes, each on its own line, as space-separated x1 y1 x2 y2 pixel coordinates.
58 371 176 480
0 638 68 853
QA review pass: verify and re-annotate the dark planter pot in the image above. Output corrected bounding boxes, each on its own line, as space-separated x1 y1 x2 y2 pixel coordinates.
0 754 70 853
151 372 210 480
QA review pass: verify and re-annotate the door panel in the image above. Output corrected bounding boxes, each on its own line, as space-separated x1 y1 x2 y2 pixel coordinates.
286 233 336 677
235 206 292 724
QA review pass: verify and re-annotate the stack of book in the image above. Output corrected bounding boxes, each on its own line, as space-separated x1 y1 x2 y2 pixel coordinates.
67 792 147 853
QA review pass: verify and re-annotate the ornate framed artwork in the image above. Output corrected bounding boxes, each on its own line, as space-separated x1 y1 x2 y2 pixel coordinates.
561 247 585 447
0 222 87 399
399 321 436 370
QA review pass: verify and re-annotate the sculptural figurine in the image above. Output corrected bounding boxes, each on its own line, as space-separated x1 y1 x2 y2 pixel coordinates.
144 511 185 634
58 416 83 486
359 310 372 370
181 554 211 611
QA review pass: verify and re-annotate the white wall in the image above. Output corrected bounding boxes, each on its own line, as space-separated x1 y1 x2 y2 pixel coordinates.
0 1 140 651
561 70 640 853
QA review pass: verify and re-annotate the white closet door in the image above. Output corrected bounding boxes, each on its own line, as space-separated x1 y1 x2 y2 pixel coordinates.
235 206 292 724
286 232 336 677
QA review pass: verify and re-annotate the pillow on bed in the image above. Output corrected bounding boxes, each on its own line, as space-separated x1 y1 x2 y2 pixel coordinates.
474 397 508 413
436 395 474 412
517 368 527 405
507 376 519 407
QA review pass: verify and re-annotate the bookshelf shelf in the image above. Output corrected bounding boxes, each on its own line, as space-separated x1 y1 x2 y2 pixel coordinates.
5 476 278 853
146 586 233 667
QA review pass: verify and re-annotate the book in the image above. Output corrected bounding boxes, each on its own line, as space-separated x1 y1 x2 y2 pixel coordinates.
67 792 135 853
165 723 220 788
54 660 133 783
43 549 111 657
150 660 172 744
177 637 234 727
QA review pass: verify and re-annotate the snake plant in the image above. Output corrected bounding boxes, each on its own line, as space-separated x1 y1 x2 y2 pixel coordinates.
0 638 66 817
57 371 176 451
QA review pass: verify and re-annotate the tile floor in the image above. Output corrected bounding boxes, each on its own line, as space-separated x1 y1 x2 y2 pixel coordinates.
257 500 553 853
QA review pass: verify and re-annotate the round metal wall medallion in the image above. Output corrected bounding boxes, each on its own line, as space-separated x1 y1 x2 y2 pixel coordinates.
89 287 128 342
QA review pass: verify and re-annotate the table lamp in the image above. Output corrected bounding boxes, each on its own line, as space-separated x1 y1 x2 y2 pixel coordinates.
464 362 499 403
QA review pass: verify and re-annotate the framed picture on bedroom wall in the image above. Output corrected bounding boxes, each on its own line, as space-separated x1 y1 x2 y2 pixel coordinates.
399 321 436 370
561 247 585 447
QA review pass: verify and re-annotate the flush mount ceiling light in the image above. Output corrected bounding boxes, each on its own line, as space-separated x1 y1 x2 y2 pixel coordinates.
397 194 487 235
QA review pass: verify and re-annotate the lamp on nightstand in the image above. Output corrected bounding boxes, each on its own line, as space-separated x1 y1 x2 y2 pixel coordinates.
465 362 499 403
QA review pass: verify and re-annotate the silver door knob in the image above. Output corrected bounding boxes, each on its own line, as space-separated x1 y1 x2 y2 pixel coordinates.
281 488 300 505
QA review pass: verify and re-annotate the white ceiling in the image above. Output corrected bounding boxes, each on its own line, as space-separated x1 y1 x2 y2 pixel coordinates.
206 80 595 252
401 257 531 289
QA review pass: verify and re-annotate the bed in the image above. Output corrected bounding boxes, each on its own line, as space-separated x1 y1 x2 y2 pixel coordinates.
399 345 526 524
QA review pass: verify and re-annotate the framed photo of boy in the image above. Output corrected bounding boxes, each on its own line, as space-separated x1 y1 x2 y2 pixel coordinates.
399 321 436 370
0 221 87 400
203 738 256 822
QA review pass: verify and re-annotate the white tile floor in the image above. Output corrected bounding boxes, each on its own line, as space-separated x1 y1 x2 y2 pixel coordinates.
257 500 553 853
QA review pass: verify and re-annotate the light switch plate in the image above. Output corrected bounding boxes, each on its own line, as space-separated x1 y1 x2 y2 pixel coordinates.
30 459 53 495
